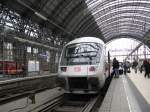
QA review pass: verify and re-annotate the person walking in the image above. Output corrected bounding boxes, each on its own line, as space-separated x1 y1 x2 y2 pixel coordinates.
132 60 138 73
143 60 150 78
112 58 119 78
123 61 128 75
21 64 26 77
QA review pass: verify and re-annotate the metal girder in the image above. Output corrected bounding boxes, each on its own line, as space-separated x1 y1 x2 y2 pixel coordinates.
105 31 143 40
74 15 98 34
88 0 150 14
62 0 84 28
102 24 149 34
53 0 84 35
3 0 150 43
97 14 150 27
33 0 50 12
66 1 150 40
94 7 150 20
125 42 143 60
101 20 150 32
53 1 82 24
105 31 144 40
106 34 142 43
97 15 149 39
48 0 71 24
0 4 68 48
76 22 99 37
69 14 93 34
80 25 101 37
85 0 150 41
103 26 146 36
72 8 150 38
13 36 58 51
15 0 73 37
65 4 91 32
93 3 150 19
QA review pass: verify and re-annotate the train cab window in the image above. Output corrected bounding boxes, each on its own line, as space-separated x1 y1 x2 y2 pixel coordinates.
60 43 102 65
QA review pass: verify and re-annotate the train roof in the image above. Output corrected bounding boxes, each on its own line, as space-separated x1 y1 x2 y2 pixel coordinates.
66 37 105 46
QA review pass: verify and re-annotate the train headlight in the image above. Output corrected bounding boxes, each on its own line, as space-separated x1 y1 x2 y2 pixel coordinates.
89 66 96 72
60 67 67 72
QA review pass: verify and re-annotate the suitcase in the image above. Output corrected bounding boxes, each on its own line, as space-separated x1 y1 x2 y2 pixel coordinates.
127 69 131 73
119 69 123 75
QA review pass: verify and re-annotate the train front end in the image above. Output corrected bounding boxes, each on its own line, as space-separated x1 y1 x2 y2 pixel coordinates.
58 42 104 94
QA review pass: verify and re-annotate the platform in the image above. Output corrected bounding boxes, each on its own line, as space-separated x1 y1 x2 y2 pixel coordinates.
0 72 57 84
99 70 150 112
0 87 64 112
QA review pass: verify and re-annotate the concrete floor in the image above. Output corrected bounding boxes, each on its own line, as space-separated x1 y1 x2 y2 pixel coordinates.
99 69 150 112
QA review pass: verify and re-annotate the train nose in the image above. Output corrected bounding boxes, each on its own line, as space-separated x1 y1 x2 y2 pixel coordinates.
88 77 99 90
88 77 99 85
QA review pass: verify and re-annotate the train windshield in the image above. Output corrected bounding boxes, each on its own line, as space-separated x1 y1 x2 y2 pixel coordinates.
60 43 102 65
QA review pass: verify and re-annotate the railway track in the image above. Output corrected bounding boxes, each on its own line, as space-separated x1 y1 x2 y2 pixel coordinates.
1 76 112 112
0 86 52 104
34 94 103 112
34 76 112 112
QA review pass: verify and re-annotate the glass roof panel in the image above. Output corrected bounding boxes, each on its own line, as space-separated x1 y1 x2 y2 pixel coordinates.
103 27 145 36
105 32 144 39
85 0 150 40
100 19 150 28
101 23 150 32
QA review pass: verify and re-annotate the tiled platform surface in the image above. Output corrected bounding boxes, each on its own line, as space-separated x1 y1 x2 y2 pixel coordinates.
99 70 150 112
128 70 150 105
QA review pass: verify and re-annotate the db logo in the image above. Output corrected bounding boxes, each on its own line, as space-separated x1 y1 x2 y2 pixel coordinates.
74 67 81 72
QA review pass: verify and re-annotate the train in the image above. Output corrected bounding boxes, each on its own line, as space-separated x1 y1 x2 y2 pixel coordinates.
0 61 23 75
57 37 109 94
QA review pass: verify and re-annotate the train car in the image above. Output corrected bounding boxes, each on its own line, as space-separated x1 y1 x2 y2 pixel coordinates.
58 37 109 94
0 61 22 75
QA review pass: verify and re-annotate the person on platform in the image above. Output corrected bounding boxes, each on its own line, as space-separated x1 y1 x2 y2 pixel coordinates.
132 60 138 73
143 60 150 78
123 60 128 75
21 64 26 77
112 58 119 78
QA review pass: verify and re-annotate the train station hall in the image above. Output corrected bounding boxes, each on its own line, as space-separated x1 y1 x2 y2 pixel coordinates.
0 0 150 112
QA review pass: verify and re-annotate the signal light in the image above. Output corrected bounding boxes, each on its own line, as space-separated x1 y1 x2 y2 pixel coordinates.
89 66 95 71
61 67 67 72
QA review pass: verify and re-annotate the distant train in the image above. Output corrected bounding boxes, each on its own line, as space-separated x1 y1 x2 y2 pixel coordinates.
58 37 109 94
0 61 22 75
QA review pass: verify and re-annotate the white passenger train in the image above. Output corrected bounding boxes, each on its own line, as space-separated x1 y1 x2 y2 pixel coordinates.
58 37 109 94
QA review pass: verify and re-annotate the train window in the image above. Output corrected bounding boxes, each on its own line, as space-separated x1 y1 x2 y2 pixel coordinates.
60 43 102 65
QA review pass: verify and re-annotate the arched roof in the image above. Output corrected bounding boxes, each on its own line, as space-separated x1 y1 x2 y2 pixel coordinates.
1 0 150 43
86 0 150 42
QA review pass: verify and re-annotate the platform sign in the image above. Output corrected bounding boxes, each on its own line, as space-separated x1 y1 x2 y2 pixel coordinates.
39 51 50 62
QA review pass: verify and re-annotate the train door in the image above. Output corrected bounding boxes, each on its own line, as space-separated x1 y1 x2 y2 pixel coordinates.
107 51 111 77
